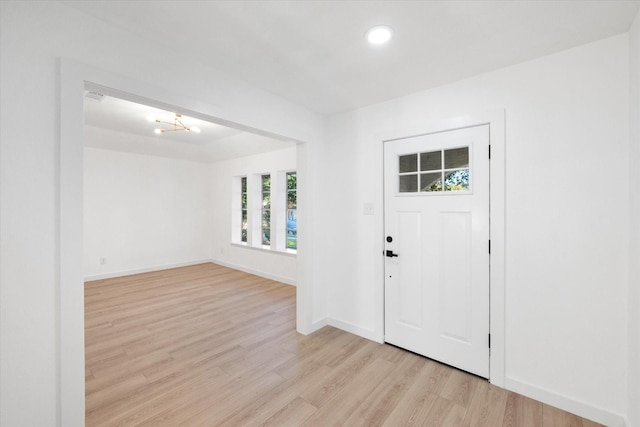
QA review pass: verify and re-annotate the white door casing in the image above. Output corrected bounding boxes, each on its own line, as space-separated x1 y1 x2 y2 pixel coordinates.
384 124 490 378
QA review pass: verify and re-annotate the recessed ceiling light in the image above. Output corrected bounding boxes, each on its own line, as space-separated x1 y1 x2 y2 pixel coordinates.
366 25 393 45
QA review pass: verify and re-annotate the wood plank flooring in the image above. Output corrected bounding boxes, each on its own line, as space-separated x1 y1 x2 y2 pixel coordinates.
85 263 602 426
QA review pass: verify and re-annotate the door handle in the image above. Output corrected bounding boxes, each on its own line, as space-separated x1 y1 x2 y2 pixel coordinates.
385 250 398 258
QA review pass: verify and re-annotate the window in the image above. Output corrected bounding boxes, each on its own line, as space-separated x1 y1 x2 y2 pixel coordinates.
241 176 247 243
261 174 271 246
286 172 297 250
233 171 296 254
399 147 470 193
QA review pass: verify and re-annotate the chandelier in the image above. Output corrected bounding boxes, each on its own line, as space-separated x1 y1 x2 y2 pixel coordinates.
149 113 201 134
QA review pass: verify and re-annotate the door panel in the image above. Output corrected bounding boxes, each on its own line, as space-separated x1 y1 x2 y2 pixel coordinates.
396 210 422 328
439 211 472 343
384 125 490 378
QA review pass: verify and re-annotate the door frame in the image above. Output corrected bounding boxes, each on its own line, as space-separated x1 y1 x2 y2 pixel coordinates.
377 110 505 386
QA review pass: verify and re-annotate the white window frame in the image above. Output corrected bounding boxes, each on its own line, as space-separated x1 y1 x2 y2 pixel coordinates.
232 171 296 256
261 174 271 248
231 176 248 245
286 171 297 253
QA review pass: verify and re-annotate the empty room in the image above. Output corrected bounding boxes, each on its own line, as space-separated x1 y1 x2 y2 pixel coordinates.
1 1 639 426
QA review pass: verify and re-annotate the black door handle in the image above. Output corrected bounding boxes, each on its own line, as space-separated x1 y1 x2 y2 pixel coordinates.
385 250 398 258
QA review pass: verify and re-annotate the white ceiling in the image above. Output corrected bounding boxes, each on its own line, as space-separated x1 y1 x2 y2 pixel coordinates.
65 0 639 116
73 0 639 161
84 95 294 163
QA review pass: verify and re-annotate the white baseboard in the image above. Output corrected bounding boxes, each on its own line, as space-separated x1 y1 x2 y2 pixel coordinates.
209 257 296 286
84 259 212 281
86 258 297 287
297 318 329 336
504 377 626 427
327 317 383 343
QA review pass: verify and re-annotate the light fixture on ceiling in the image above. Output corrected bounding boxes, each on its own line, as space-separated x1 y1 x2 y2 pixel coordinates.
148 113 201 134
366 25 393 45
85 91 106 103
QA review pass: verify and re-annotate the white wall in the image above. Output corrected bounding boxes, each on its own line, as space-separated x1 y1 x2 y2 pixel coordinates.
2 1 637 426
83 135 297 285
83 145 212 280
323 35 630 425
0 2 325 426
628 9 640 427
210 146 297 285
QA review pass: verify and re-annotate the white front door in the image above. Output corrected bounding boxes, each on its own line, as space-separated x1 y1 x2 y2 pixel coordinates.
384 125 490 378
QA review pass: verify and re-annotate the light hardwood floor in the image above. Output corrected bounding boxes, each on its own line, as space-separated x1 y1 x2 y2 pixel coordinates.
85 263 601 426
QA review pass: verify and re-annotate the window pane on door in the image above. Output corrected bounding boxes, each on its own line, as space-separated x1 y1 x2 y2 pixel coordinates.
420 151 441 171
420 172 443 192
399 154 418 173
399 174 418 192
444 169 470 191
444 147 469 169
398 146 470 194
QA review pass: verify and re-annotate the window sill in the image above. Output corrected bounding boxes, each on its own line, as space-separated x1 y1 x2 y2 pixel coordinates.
231 242 297 257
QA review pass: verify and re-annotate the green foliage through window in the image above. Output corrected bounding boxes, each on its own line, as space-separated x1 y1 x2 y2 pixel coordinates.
286 172 297 250
262 175 271 246
399 147 470 193
241 176 247 242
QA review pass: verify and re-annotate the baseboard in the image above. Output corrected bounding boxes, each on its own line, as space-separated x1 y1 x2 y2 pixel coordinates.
84 259 212 281
327 318 383 343
209 257 296 286
504 377 626 427
85 258 296 286
296 318 329 336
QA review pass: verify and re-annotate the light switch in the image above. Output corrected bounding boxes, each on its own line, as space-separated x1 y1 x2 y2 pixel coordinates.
363 203 375 215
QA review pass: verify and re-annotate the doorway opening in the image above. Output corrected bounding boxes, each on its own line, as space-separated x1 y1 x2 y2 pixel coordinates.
59 62 310 425
82 87 297 281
